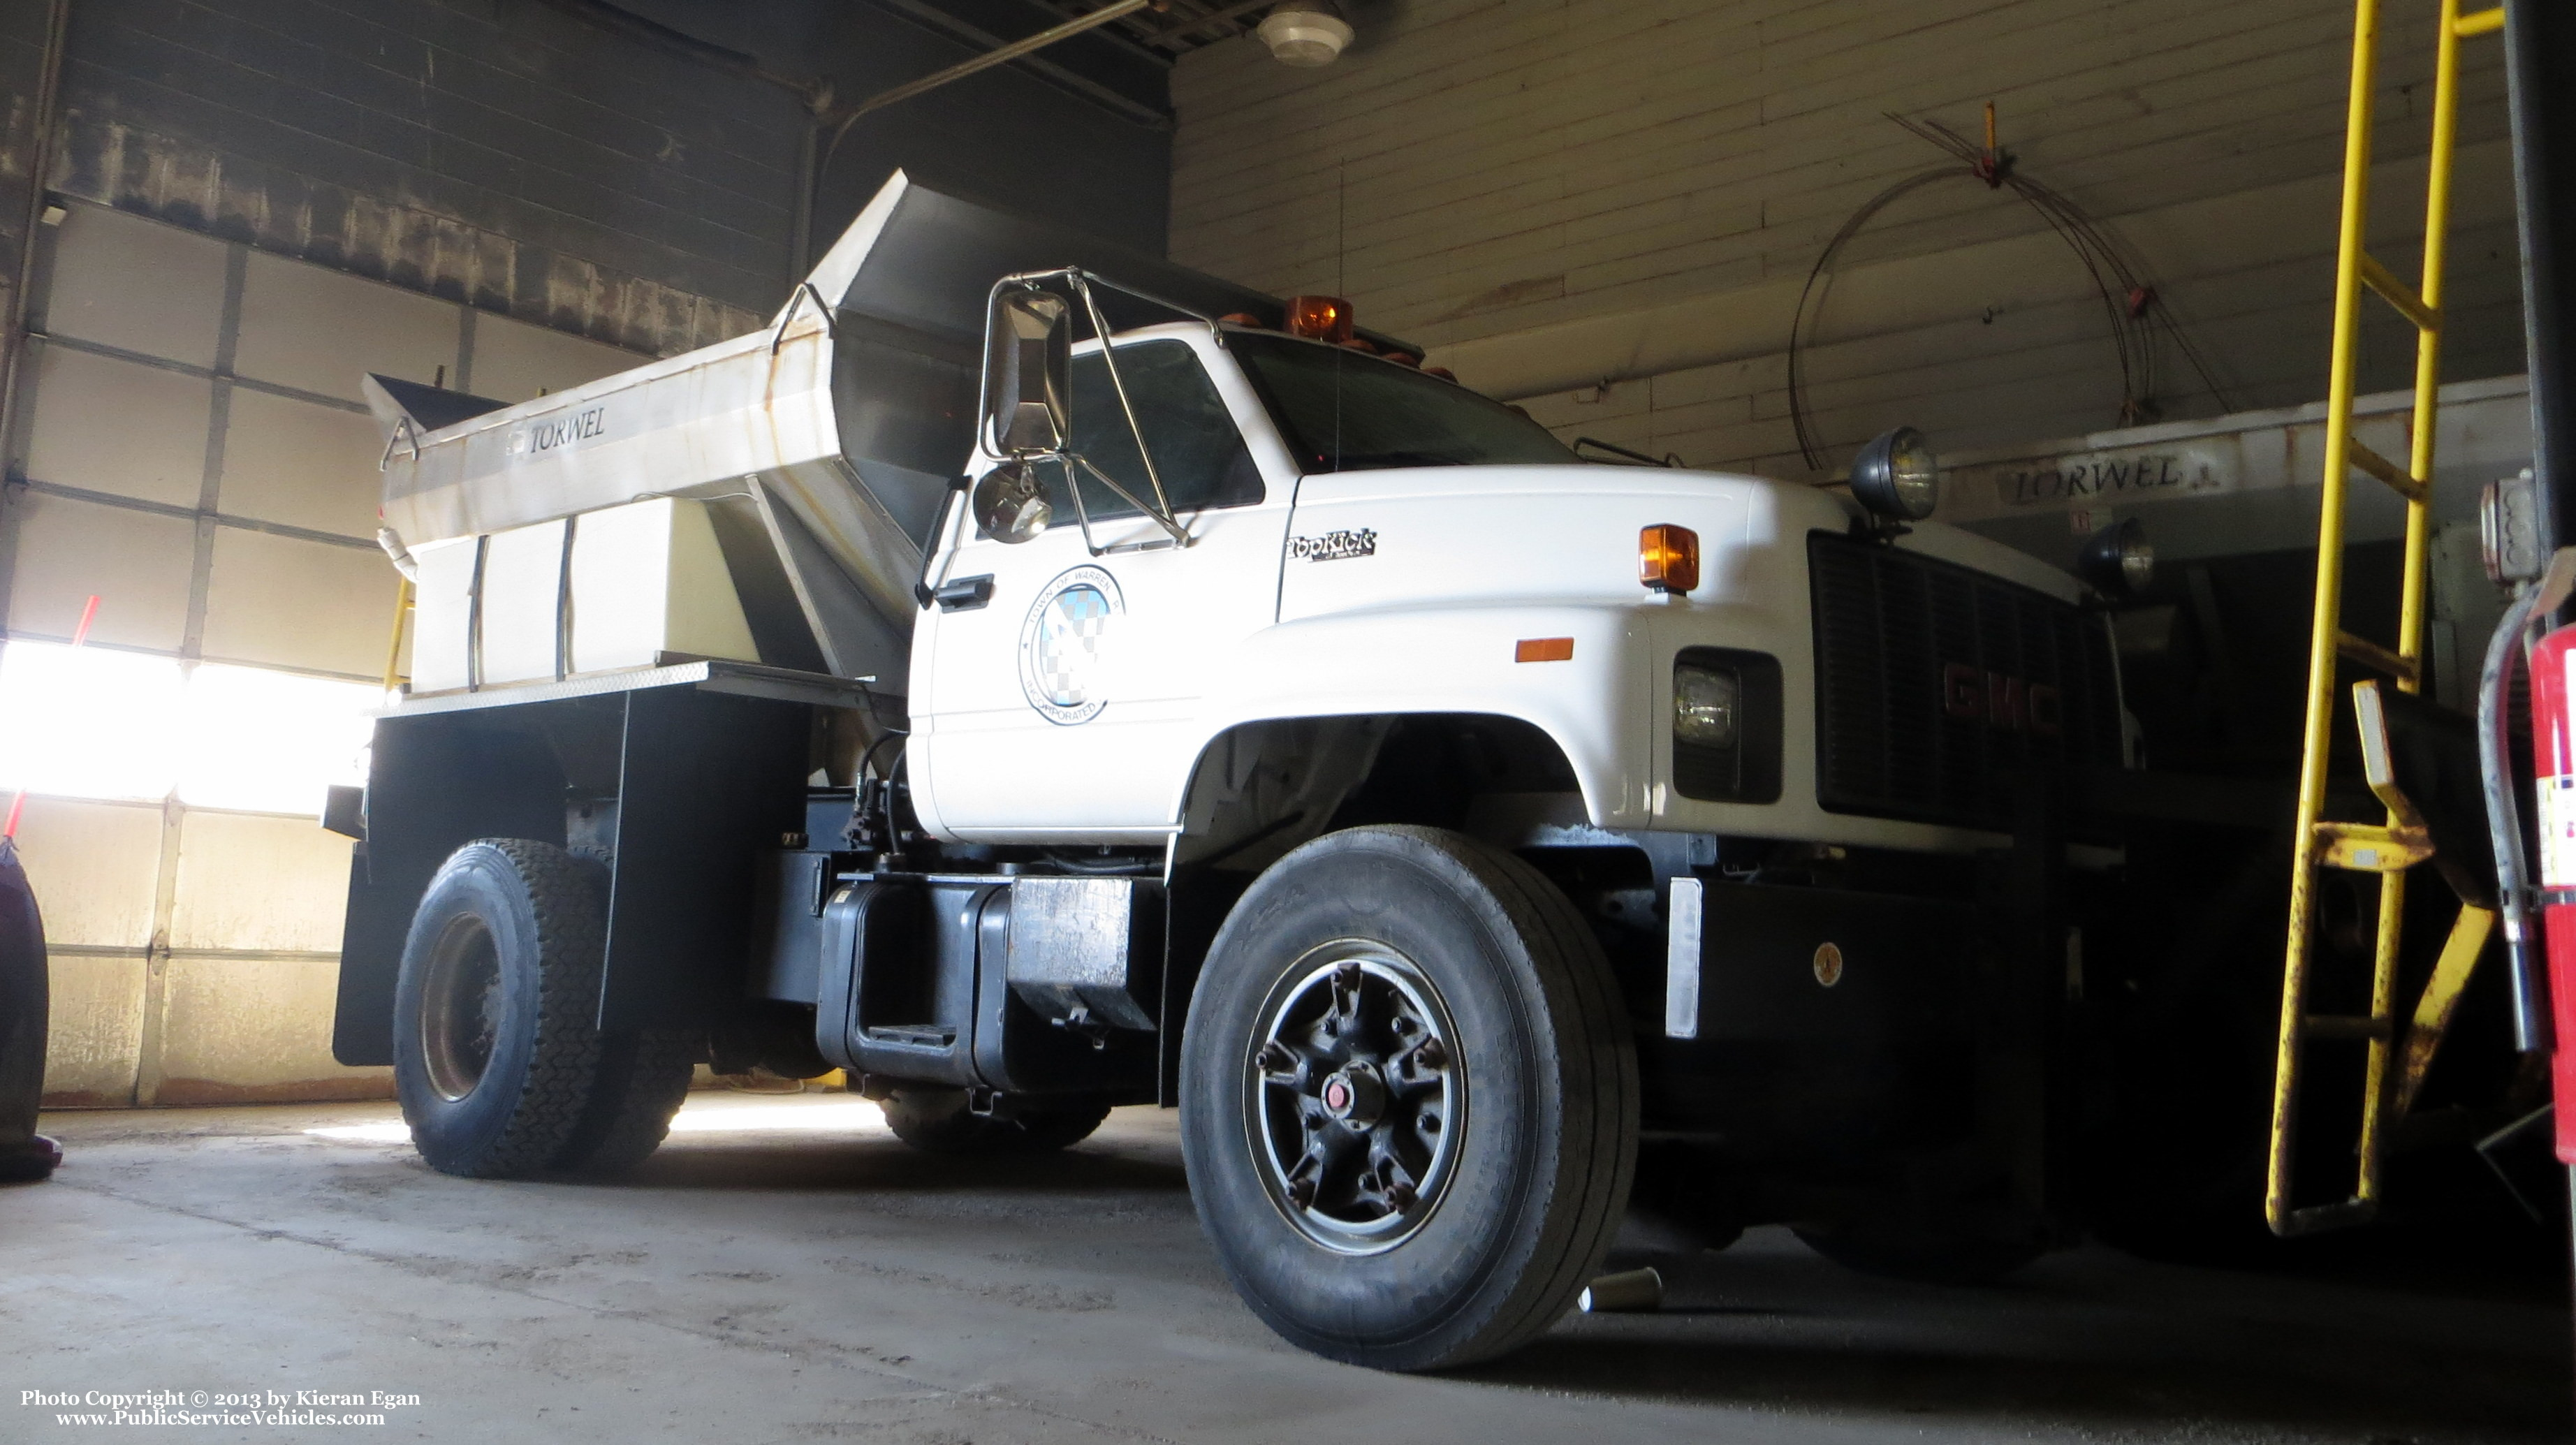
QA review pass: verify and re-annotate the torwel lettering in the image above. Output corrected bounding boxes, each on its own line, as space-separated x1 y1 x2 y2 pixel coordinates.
1987 449 2228 510
508 406 608 457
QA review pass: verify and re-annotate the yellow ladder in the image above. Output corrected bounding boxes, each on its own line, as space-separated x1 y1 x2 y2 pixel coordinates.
2271 0 2505 1238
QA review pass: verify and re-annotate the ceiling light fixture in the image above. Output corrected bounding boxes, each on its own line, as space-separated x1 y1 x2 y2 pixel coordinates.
1258 3 1352 66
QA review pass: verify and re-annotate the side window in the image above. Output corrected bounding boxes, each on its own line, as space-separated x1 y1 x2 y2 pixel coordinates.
1051 341 1263 523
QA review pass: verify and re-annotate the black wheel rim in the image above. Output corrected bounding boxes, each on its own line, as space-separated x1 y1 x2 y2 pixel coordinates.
419 914 502 1102
1245 944 1465 1255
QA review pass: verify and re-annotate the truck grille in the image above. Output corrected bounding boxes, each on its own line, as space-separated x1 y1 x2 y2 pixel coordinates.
1808 531 2121 832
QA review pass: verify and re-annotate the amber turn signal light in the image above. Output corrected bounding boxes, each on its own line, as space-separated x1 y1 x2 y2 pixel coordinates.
1286 295 1356 344
1640 524 1699 595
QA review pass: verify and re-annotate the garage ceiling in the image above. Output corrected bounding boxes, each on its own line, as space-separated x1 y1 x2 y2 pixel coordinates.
1057 0 1268 54
892 0 1261 60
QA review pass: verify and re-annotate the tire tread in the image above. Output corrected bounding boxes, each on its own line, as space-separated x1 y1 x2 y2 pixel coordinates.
400 839 606 1179
1407 828 1639 1365
554 1028 698 1175
1183 823 1639 1371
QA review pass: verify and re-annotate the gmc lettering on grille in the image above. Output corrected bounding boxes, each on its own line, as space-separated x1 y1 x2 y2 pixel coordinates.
1942 663 2063 737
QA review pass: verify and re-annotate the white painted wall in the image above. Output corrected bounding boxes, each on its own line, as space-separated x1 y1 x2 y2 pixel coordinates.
1171 0 2526 478
1 203 646 1106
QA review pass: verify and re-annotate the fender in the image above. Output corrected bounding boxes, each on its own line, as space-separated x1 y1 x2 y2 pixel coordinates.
332 673 819 1064
1172 601 1659 830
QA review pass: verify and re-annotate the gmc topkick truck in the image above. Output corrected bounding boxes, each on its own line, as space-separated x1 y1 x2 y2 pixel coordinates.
330 173 2166 1371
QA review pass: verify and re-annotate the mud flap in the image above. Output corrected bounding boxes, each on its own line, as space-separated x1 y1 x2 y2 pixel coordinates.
0 839 61 1181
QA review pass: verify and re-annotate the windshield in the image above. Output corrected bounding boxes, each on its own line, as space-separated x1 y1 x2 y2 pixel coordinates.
1229 332 1579 473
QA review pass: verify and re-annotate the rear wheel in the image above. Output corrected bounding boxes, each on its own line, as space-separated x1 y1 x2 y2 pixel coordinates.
394 840 607 1178
393 839 693 1178
1180 825 1637 1372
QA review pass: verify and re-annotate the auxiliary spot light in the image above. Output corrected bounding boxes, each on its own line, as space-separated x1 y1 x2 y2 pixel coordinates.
1848 425 1940 522
2078 516 2156 598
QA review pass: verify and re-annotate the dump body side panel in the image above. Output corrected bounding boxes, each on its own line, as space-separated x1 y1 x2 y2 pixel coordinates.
331 712 572 1066
600 687 812 1031
332 666 849 1064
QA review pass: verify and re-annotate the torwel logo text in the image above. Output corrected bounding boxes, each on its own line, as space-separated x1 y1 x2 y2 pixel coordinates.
506 406 608 457
1994 452 2221 506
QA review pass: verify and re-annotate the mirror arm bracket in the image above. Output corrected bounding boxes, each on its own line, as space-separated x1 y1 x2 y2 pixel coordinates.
1066 272 1180 529
914 474 972 608
1058 453 1101 556
1068 453 1189 549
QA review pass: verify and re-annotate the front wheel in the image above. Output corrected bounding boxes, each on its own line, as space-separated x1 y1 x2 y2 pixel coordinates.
1180 826 1637 1372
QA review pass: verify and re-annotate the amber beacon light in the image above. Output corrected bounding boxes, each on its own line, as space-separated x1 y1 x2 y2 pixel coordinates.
1285 295 1356 344
1639 525 1699 595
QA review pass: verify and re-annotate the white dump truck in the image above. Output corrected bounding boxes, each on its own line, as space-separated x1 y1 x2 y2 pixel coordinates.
334 173 2172 1370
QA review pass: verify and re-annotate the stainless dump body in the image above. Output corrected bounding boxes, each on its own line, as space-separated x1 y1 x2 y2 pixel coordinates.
365 171 1302 685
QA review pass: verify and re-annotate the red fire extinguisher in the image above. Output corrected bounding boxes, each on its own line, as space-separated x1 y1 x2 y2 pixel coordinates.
2524 617 2576 1164
2476 481 2565 1160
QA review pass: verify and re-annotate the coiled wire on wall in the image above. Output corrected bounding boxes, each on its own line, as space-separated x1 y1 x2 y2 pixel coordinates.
1787 112 2240 474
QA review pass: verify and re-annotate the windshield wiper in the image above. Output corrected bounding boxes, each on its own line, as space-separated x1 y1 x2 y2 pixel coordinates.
1572 437 1682 467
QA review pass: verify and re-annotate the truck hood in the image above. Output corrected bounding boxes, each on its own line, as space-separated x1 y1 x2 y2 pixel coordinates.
1294 462 2088 606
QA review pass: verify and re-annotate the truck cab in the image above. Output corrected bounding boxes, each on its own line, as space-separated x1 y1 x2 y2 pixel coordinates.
917 315 2118 851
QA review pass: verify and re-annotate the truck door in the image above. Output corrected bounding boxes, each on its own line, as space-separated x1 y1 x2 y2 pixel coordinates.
912 333 1289 839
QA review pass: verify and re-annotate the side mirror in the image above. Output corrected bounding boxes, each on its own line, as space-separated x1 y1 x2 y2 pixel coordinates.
983 289 1071 456
972 460 1053 544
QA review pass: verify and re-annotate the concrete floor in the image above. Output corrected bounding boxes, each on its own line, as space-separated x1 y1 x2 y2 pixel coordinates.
3 1094 2568 1444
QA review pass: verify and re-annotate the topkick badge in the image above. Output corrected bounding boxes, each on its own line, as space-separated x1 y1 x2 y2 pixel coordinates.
1018 565 1122 725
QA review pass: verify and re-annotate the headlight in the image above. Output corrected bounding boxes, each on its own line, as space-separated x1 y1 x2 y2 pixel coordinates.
2077 516 2154 597
1850 425 1938 522
1674 665 1739 747
1671 650 1783 804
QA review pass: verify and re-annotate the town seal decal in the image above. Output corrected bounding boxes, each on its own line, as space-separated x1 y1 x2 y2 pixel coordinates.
1018 566 1123 725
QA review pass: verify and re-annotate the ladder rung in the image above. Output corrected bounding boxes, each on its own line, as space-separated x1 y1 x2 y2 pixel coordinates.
2313 819 2435 872
2454 6 2502 38
2346 439 2428 504
2276 1198 2379 1238
2357 251 2440 332
2302 1014 2394 1042
2334 631 2420 686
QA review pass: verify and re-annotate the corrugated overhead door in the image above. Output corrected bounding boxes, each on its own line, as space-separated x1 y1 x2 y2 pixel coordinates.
0 202 645 1106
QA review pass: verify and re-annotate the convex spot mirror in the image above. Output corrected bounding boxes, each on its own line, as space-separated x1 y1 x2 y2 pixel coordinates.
983 289 1072 456
973 460 1053 544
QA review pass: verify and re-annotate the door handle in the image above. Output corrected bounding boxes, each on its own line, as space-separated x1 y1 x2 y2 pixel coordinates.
933 575 994 612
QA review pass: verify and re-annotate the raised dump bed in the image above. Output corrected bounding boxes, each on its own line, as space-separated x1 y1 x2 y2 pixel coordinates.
361 171 1308 694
